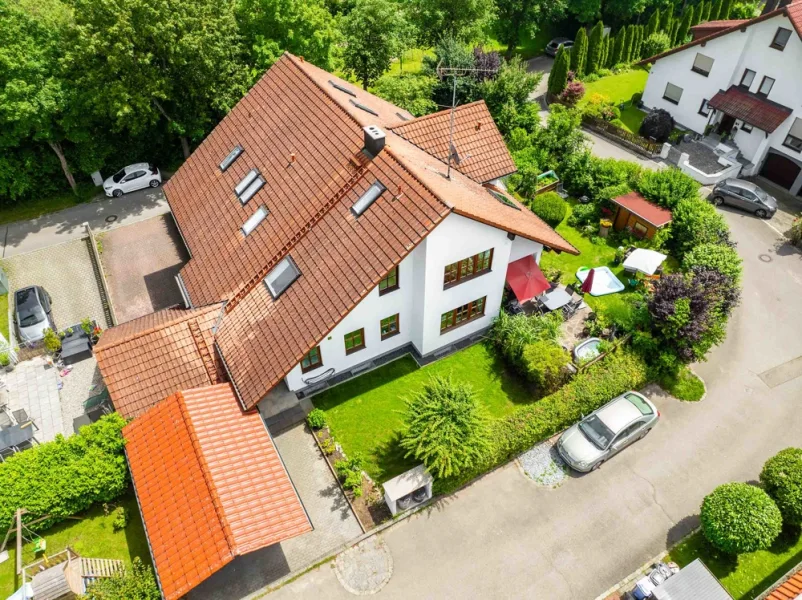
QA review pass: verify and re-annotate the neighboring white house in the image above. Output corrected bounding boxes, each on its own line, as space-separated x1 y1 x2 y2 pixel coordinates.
640 0 802 194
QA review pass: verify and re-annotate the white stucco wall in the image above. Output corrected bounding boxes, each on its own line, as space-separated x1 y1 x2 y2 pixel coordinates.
642 12 802 173
283 213 543 391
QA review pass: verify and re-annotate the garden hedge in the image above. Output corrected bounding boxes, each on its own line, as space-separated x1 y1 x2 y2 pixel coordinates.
530 192 568 226
0 413 129 532
760 447 802 526
435 349 649 493
700 482 782 554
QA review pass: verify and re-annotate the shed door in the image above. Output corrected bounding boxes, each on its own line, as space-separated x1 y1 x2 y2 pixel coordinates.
761 151 801 190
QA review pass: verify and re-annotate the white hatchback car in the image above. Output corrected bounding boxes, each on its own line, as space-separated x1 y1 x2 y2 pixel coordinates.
103 163 162 197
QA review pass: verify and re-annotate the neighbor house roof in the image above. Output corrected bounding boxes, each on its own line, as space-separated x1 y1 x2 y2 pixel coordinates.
159 52 577 410
94 304 224 419
390 101 517 183
611 191 673 227
639 0 802 65
124 383 311 600
690 19 748 39
765 562 802 599
707 86 793 133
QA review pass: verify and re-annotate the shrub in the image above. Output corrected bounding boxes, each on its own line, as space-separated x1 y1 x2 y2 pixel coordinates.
669 198 732 257
567 202 599 228
559 81 585 107
335 454 364 495
790 217 802 246
530 191 568 226
435 350 649 493
547 46 570 96
521 341 570 393
582 73 600 83
631 92 643 105
306 408 327 430
0 353 9 367
489 311 562 372
635 168 699 210
701 482 782 554
111 506 129 531
682 242 742 284
760 448 802 526
642 32 671 58
43 328 61 354
83 557 160 600
400 375 491 479
639 108 675 143
0 413 128 533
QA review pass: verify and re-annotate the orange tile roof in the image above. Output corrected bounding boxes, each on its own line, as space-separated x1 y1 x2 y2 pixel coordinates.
612 191 673 227
124 383 311 600
390 101 517 183
94 304 225 420
163 52 576 409
766 565 802 600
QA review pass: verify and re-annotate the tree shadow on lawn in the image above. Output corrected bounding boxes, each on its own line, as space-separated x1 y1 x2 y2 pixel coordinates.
479 345 539 408
739 525 802 600
372 430 417 484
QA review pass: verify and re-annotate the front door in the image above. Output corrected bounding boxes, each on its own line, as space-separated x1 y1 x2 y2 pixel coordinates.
717 115 736 136
761 151 802 190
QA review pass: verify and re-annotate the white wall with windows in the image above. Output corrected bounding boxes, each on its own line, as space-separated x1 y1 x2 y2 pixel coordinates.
282 212 543 392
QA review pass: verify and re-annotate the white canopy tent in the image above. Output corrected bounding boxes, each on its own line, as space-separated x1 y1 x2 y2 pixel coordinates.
622 248 667 276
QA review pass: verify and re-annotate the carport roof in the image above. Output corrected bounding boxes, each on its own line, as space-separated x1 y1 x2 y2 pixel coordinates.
124 383 311 600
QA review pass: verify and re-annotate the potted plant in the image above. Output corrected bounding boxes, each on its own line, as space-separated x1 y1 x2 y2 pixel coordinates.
599 219 613 238
0 352 12 372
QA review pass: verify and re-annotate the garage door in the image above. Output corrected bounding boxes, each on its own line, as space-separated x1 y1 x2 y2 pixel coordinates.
760 151 801 190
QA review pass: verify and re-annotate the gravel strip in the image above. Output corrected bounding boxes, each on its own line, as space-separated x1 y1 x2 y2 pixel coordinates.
518 437 568 488
58 357 103 436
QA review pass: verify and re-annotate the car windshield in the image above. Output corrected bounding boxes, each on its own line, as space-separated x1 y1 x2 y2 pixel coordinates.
112 168 127 183
579 415 615 449
754 187 768 200
16 290 45 326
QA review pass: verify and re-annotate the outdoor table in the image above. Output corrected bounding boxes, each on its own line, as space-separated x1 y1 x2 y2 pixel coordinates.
541 288 572 311
60 326 93 365
0 423 34 452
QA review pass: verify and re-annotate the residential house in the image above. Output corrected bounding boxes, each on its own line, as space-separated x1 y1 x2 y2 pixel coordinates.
639 0 802 194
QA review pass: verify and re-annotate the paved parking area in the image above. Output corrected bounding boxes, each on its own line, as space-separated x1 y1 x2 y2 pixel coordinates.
1 238 110 336
99 214 188 324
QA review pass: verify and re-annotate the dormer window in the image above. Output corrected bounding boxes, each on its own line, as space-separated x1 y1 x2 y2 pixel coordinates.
351 181 386 217
691 53 714 77
264 256 301 298
241 206 268 236
235 168 265 205
770 27 792 51
219 145 243 172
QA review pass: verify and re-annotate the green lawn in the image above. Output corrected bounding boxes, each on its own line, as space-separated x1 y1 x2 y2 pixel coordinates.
0 493 151 597
668 527 802 600
387 48 435 76
312 343 532 483
583 68 649 105
0 294 8 342
0 183 97 227
619 105 648 134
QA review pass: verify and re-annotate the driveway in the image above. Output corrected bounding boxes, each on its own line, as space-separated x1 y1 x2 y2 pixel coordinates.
526 55 553 103
0 186 170 259
269 194 802 597
99 214 188 323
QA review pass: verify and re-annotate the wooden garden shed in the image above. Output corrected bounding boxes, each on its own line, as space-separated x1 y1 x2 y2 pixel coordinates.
610 191 673 239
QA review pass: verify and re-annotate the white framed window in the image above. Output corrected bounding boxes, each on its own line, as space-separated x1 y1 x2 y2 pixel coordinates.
241 205 268 236
264 256 301 298
691 53 714 77
663 83 683 105
784 118 802 153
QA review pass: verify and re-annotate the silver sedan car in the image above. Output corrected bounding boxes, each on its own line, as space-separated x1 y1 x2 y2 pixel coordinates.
557 391 659 472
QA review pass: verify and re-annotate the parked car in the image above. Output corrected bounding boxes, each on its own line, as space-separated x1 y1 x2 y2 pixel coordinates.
103 163 162 197
545 38 573 57
557 391 659 472
711 178 777 219
14 286 55 344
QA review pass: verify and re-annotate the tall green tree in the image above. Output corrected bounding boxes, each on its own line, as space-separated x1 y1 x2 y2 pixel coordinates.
567 0 601 23
690 4 700 25
611 30 625 65
603 0 649 25
675 8 692 44
495 0 567 58
547 45 570 95
600 32 610 67
586 21 605 74
407 0 495 45
720 0 733 19
622 25 634 62
710 0 723 19
235 0 340 75
660 7 673 32
342 0 408 89
702 1 712 21
570 27 588 75
605 34 616 67
64 0 250 159
646 8 660 36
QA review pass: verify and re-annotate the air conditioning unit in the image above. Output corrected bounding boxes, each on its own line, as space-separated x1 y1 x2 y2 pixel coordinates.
383 465 433 516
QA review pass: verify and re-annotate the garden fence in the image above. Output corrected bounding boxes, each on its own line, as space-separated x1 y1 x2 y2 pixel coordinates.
583 117 661 158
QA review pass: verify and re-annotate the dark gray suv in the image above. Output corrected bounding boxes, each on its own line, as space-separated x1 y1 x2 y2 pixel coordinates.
711 178 777 219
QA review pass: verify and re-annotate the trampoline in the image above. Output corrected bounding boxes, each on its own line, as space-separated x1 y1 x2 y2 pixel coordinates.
576 267 625 297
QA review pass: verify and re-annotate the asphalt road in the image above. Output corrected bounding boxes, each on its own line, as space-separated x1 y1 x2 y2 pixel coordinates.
0 186 170 258
269 207 802 598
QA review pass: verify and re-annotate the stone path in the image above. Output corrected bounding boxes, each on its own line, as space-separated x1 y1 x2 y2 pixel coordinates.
334 537 393 595
4 357 62 441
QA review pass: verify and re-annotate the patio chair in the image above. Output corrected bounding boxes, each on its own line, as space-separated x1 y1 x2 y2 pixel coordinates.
12 409 38 431
0 446 15 462
0 411 12 430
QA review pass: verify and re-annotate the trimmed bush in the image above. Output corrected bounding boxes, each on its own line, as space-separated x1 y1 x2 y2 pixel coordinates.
306 408 327 429
682 242 742 283
401 375 491 479
639 108 675 143
642 32 671 58
635 167 699 210
0 413 128 533
436 350 649 492
521 340 570 393
567 202 599 228
760 448 802 526
559 81 585 107
669 198 732 257
701 482 782 554
530 191 568 226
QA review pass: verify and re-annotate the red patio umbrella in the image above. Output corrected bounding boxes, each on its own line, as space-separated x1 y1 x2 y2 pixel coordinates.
505 255 550 303
580 268 596 295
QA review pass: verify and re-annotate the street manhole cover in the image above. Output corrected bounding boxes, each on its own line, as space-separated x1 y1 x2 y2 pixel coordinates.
759 254 772 263
105 215 118 224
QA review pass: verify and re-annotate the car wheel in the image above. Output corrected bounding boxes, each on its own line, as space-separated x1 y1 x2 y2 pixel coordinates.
149 179 160 188
712 196 724 206
755 208 767 219
112 189 123 197
591 460 604 471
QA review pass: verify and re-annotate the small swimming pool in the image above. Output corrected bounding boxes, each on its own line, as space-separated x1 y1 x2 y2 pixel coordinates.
576 267 625 297
574 337 602 362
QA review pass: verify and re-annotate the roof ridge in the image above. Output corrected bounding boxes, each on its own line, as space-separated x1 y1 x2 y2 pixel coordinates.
94 304 219 352
383 145 454 209
388 101 485 130
175 388 238 554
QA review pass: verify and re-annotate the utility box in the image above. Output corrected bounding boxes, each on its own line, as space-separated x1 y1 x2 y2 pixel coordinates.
383 465 433 516
91 171 104 186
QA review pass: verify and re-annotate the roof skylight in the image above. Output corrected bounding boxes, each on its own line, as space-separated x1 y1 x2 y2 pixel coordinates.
349 99 379 116
329 80 357 97
264 256 301 299
235 169 260 196
351 181 387 217
241 206 268 236
219 145 243 172
487 188 521 211
238 176 265 205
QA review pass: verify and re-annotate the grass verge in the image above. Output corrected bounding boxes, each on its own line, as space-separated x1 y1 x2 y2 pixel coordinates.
312 343 532 483
583 68 649 105
0 183 97 227
668 526 802 600
661 367 705 401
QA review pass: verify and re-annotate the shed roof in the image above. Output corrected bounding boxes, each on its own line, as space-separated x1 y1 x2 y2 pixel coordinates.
708 86 793 133
124 383 310 600
611 191 673 227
